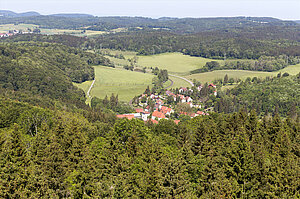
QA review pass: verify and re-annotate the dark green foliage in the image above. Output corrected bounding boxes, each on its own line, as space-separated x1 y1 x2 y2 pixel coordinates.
93 25 300 60
214 75 300 117
1 15 296 33
1 100 299 198
91 95 134 114
0 42 101 106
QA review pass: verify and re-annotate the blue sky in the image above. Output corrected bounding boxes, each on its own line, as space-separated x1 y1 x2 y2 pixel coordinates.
1 0 300 20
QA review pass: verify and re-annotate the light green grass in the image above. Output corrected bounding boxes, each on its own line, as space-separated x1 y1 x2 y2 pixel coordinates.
0 23 106 36
168 76 191 89
137 52 223 75
185 63 300 84
73 80 93 94
104 49 137 59
40 29 105 36
73 80 93 104
105 56 130 67
88 66 154 102
0 23 39 33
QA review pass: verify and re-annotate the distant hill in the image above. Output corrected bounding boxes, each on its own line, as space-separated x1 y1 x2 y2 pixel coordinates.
0 10 40 17
50 13 94 18
0 10 298 34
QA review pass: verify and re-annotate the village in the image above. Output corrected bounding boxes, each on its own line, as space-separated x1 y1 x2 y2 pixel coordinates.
117 83 217 124
0 29 37 38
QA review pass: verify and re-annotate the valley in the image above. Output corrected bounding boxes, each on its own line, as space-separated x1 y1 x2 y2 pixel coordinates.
0 9 299 198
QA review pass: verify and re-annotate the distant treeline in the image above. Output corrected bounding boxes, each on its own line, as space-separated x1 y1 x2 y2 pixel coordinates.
92 26 300 59
0 15 297 33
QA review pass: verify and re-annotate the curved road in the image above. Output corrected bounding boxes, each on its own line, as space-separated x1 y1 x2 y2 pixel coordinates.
169 74 194 87
87 79 95 98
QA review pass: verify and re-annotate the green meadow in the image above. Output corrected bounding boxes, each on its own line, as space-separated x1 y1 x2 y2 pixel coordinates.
137 52 223 75
185 63 300 84
0 23 39 33
77 66 154 102
168 76 191 89
0 23 107 36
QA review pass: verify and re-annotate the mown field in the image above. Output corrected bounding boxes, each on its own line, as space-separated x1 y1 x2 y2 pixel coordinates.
185 63 300 84
76 66 154 102
40 29 106 36
168 76 191 89
0 23 109 36
0 23 38 33
137 52 223 75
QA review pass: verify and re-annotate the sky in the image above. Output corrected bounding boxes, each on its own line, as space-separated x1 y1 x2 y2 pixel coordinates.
1 0 300 20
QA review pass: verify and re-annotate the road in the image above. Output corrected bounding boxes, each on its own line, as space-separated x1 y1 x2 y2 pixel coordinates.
169 74 194 87
87 79 95 98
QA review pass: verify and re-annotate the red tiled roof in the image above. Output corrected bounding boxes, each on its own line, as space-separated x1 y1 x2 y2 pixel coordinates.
116 114 135 119
152 111 165 119
197 111 205 115
161 106 172 113
190 113 196 117
174 120 180 125
135 108 144 113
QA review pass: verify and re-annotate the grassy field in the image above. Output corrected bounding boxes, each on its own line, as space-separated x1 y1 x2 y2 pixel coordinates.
40 29 106 36
73 80 93 104
0 23 108 36
168 76 191 89
185 63 300 84
103 49 137 59
77 66 154 102
137 52 223 75
0 23 38 33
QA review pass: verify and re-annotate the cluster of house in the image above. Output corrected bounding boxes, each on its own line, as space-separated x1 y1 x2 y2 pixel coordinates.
116 85 217 124
0 30 33 38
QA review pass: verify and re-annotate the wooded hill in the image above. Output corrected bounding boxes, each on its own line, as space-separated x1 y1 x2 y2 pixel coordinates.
93 26 300 60
0 41 113 108
0 23 299 198
214 74 300 117
0 97 299 198
1 14 298 33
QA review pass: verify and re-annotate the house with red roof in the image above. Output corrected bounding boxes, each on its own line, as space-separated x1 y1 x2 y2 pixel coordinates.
135 108 144 113
152 111 166 120
209 83 217 88
213 90 217 96
174 120 180 125
197 111 205 115
160 106 173 115
179 87 188 93
142 111 150 121
116 114 135 120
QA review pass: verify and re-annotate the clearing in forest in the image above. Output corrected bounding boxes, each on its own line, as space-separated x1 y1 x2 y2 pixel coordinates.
185 63 300 83
76 66 154 102
137 52 223 75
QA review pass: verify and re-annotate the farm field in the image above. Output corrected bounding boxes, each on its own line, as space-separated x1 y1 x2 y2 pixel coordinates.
185 63 300 84
85 66 154 102
137 52 223 75
0 23 38 33
168 75 191 89
40 29 106 36
103 49 137 59
0 23 108 36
